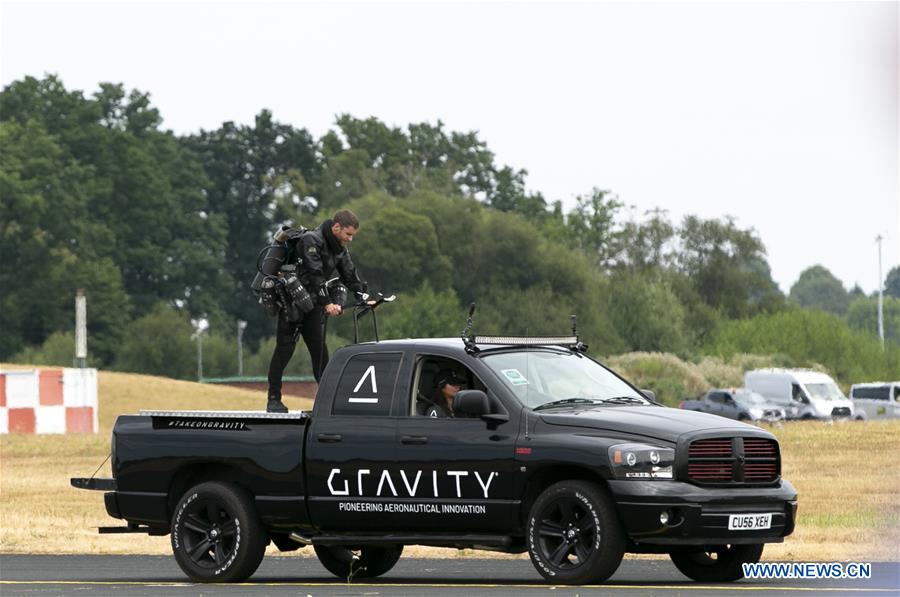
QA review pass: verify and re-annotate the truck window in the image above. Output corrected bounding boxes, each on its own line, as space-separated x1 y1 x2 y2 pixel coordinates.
482 350 647 410
410 357 487 417
331 352 403 416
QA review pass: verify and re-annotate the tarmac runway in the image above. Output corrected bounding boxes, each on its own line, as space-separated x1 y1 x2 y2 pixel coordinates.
1 554 897 596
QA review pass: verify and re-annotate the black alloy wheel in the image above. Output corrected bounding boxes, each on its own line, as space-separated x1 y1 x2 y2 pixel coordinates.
313 544 404 580
669 543 764 582
171 482 266 582
527 480 625 584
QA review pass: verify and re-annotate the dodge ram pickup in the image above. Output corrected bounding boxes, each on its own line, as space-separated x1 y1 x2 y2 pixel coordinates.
73 334 797 585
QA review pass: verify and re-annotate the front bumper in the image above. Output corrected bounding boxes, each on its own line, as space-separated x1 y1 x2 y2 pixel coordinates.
609 479 797 546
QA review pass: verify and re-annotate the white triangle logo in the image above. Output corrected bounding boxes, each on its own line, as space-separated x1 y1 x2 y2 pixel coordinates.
352 365 378 394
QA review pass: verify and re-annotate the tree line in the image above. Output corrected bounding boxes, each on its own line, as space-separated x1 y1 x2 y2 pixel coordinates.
1 75 897 384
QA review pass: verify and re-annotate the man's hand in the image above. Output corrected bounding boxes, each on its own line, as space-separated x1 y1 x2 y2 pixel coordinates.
324 303 343 317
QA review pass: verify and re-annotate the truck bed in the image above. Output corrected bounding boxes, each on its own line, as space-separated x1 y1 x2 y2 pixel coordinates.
139 409 310 419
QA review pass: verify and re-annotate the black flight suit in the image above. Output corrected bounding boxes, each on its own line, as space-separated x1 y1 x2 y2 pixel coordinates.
267 220 366 395
424 402 453 418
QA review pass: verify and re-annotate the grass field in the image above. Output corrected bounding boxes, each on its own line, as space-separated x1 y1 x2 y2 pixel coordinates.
2 367 899 562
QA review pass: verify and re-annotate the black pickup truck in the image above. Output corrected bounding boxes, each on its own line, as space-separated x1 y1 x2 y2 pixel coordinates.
74 335 797 585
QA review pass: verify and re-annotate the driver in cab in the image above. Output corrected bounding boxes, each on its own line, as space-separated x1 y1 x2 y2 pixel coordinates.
425 369 465 418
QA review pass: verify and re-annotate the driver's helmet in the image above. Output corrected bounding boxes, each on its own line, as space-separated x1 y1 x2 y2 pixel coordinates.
434 369 465 390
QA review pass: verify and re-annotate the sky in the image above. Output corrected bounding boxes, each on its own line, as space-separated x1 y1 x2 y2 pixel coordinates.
2 0 898 295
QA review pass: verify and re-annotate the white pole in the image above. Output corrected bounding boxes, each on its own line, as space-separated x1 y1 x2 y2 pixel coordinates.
876 235 884 349
237 320 247 376
197 333 203 380
191 318 209 381
75 289 87 368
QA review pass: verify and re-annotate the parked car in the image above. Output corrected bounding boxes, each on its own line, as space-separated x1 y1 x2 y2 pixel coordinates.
744 369 853 420
680 389 785 422
849 382 900 420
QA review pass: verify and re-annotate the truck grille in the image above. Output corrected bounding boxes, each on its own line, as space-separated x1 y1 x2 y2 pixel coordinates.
687 437 780 485
831 407 851 418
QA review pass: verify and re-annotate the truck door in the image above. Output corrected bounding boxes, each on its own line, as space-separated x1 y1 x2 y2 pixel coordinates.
392 356 520 533
305 351 405 531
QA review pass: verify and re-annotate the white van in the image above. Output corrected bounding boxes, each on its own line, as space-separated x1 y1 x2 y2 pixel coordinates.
848 382 900 420
744 369 854 420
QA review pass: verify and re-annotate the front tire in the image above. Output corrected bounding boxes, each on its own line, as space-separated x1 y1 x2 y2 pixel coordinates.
526 480 625 584
171 481 266 583
314 545 403 579
670 544 764 582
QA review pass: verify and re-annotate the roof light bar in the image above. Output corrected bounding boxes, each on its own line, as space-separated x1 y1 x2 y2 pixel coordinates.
474 336 578 346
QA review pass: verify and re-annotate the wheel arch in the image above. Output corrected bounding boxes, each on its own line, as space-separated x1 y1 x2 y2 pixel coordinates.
167 464 256 519
520 465 609 526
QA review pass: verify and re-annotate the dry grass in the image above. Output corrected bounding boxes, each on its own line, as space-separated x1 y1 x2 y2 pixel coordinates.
762 420 900 562
1 366 312 555
2 367 898 561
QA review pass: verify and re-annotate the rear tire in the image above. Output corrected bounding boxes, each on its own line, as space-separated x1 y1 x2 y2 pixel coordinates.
170 481 266 583
314 544 403 579
526 480 625 584
669 544 764 582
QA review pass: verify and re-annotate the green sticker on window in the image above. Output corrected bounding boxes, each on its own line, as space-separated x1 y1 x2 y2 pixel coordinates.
501 369 529 386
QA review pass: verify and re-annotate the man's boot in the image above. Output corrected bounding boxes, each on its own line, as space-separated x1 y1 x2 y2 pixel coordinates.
266 394 288 413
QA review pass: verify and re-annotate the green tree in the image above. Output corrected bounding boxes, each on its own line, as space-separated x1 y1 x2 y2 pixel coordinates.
885 266 900 299
615 208 676 271
789 265 849 314
1 76 230 359
564 188 623 270
705 307 900 383
376 283 463 340
676 216 782 318
114 304 194 379
10 331 78 367
184 110 319 346
0 118 130 362
346 200 452 294
607 271 690 356
847 296 900 346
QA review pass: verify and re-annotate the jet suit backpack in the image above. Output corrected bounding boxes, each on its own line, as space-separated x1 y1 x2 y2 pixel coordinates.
250 225 315 321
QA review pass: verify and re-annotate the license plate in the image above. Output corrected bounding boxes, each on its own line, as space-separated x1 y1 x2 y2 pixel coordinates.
728 513 773 530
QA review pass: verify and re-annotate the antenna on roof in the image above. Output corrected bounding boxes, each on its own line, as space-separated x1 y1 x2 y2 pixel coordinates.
462 303 479 354
571 314 589 353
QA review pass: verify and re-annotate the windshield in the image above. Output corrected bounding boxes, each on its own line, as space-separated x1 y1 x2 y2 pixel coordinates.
481 350 650 410
805 382 846 401
733 391 767 406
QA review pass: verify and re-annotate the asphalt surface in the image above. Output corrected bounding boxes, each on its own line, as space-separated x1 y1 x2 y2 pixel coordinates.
1 555 897 596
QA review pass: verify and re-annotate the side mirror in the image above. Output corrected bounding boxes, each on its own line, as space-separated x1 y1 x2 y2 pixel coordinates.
455 389 490 417
640 389 656 402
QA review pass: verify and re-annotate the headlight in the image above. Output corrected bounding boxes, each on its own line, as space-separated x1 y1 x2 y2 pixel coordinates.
608 443 674 480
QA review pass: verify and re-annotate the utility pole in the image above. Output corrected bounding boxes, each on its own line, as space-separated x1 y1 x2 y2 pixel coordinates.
237 320 247 376
876 235 884 349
